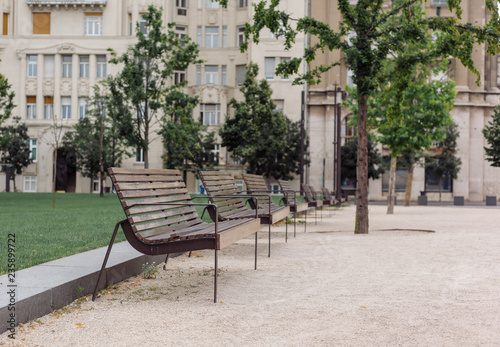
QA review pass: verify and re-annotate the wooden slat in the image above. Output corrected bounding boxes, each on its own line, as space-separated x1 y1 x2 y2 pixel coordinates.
129 206 197 224
111 174 183 182
109 167 180 175
115 181 185 191
134 213 199 232
119 187 188 199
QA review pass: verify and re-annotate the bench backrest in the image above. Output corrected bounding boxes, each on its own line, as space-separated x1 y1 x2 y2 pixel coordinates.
301 183 316 203
241 173 274 209
278 179 298 206
198 170 249 220
322 187 332 199
308 185 322 200
109 167 203 242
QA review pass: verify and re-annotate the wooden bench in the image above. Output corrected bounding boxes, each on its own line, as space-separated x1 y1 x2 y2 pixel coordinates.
277 179 310 235
321 187 339 206
301 183 324 224
198 170 290 257
92 168 261 303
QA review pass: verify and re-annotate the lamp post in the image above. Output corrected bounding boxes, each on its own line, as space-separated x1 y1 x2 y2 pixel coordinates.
333 84 343 201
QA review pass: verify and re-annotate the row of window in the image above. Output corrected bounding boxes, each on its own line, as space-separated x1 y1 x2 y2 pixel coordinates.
27 55 106 79
195 25 246 48
26 96 97 120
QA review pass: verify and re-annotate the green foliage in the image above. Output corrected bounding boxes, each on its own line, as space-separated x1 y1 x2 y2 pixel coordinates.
0 117 32 185
341 134 384 183
63 86 128 182
483 107 500 167
0 72 15 148
142 262 159 279
159 91 217 169
106 5 202 167
219 62 302 179
429 122 462 184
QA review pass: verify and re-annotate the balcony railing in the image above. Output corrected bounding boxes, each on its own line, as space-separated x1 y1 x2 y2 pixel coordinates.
27 0 107 8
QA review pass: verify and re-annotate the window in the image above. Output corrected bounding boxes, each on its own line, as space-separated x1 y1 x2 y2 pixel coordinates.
79 98 88 119
27 55 37 78
222 26 227 48
237 26 245 47
26 96 36 120
236 179 243 192
280 57 291 79
44 96 53 119
341 116 354 137
174 68 186 85
84 13 102 36
62 56 72 78
136 148 144 163
236 64 246 85
79 56 89 78
196 65 202 85
197 26 202 46
26 139 37 162
33 13 50 35
205 26 219 48
139 14 147 34
208 144 221 164
206 0 219 9
201 104 221 125
265 57 275 80
221 65 227 86
3 13 8 35
177 0 187 15
433 0 447 4
44 55 54 78
381 157 408 192
175 25 187 40
128 13 132 35
347 69 354 87
205 65 218 84
24 176 37 192
238 0 248 8
270 20 284 39
270 183 280 195
61 97 71 119
425 162 453 192
96 55 107 78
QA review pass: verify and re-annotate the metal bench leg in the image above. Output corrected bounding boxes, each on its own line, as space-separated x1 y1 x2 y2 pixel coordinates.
294 211 296 238
305 211 307 232
285 216 288 243
268 223 271 257
214 248 218 303
188 251 192 258
254 232 258 270
92 221 122 301
163 254 169 270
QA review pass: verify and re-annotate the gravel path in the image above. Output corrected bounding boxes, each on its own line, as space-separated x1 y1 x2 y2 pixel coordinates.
1 204 499 346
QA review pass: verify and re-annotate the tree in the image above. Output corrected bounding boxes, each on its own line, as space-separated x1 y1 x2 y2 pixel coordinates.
340 134 384 186
159 90 217 169
107 5 202 168
430 122 462 201
229 0 500 233
219 62 298 179
0 117 32 191
64 86 128 195
0 71 15 148
483 106 500 167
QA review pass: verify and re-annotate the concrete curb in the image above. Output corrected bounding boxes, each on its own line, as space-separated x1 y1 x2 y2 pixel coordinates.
0 242 164 334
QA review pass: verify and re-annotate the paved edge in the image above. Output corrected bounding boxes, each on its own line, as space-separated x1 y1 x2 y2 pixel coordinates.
0 242 165 334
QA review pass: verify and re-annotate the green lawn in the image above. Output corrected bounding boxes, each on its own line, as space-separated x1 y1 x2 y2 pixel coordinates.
0 192 293 274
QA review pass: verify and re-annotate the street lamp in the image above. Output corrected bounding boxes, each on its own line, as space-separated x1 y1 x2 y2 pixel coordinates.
333 84 343 202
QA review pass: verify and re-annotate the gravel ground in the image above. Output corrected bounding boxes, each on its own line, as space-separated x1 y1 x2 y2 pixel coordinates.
1 204 500 346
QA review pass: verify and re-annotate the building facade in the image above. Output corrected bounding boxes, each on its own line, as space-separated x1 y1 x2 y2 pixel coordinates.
307 0 500 202
0 0 305 194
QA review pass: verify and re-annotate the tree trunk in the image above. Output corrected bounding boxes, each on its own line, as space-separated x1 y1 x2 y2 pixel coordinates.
90 177 93 194
355 95 369 234
404 164 414 207
439 176 442 202
387 156 397 214
52 150 58 209
99 113 104 197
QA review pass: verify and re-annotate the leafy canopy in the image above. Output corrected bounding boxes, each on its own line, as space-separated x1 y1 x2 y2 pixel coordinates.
483 107 500 167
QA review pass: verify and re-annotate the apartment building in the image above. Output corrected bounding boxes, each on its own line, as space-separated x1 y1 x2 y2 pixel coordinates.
307 0 500 202
0 0 305 193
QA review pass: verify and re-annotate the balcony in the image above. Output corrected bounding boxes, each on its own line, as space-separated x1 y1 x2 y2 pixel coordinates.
26 1 107 9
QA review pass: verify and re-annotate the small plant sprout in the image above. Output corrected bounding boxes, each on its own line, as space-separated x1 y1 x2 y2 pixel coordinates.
142 262 159 279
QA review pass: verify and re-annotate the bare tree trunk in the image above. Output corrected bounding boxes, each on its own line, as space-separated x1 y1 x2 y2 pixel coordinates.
355 96 369 234
52 150 57 209
387 156 397 214
439 176 442 202
99 113 104 197
404 164 414 207
90 177 93 193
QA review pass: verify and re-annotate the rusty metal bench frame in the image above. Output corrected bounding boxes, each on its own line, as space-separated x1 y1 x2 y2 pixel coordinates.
92 168 261 303
198 170 290 258
301 183 324 225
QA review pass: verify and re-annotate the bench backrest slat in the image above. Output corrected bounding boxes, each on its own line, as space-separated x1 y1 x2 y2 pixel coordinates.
278 179 297 205
108 167 203 240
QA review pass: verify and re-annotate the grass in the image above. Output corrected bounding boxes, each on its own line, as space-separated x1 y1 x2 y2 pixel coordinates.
0 192 295 274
